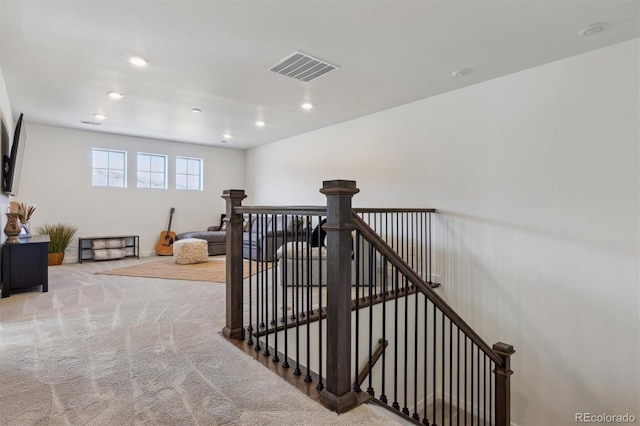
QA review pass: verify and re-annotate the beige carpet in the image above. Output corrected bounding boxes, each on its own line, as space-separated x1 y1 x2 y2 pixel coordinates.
0 258 399 425
96 258 270 282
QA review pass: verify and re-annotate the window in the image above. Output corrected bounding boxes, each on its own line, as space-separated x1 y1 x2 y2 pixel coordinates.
176 157 203 190
137 153 167 189
92 149 126 187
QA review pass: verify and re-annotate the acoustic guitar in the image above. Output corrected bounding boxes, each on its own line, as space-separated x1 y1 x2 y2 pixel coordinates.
156 207 177 256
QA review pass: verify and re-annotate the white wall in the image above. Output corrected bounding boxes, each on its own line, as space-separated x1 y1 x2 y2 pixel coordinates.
16 123 244 259
245 39 640 426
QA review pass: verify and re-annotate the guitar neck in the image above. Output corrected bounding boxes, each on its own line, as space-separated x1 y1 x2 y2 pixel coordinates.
166 208 175 234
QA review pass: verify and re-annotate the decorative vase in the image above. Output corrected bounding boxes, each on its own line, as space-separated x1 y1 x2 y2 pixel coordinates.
48 252 65 266
19 222 31 238
4 213 21 243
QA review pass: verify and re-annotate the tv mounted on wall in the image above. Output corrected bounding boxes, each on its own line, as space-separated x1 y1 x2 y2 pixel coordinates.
2 113 25 196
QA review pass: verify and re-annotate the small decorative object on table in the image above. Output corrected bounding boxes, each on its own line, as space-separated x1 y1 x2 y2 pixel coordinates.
4 212 21 243
17 201 36 238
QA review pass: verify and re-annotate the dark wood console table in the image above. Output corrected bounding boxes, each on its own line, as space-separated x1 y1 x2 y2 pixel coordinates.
1 234 50 298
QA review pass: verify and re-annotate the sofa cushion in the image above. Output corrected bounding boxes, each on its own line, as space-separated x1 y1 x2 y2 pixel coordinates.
177 230 225 243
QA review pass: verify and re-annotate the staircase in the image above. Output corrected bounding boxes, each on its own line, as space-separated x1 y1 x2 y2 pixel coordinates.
220 181 514 425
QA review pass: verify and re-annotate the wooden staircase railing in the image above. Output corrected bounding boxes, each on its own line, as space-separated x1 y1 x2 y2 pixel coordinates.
221 180 514 425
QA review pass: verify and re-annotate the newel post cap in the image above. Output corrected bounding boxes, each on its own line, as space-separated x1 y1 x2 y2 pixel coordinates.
221 189 247 199
320 180 360 196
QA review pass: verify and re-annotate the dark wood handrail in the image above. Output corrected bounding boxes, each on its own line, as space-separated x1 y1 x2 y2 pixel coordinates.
234 206 436 215
353 208 437 213
352 212 504 366
235 205 327 216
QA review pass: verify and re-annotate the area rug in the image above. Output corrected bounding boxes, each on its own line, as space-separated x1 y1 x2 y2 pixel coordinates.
97 258 270 282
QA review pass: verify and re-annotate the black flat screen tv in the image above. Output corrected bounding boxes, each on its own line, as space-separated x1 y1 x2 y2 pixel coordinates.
2 113 25 196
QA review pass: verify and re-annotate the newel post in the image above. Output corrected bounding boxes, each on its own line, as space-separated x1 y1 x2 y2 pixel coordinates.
493 342 515 426
319 180 360 412
222 189 247 340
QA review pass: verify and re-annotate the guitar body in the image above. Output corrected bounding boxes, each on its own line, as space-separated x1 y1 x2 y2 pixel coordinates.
156 208 176 256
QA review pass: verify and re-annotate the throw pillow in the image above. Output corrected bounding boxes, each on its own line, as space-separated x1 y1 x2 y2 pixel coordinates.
310 218 327 247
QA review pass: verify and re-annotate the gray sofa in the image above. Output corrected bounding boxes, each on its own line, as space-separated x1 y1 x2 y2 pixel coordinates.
176 214 226 256
242 215 299 262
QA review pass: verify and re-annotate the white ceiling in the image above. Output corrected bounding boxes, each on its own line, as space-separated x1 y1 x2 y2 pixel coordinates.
0 1 638 150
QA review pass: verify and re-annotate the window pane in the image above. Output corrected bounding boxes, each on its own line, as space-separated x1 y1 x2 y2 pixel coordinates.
176 174 187 190
151 156 165 173
93 150 108 168
150 172 165 188
137 171 150 188
137 154 150 171
93 169 108 186
110 152 125 169
188 159 200 174
176 158 187 174
187 175 200 190
110 170 125 187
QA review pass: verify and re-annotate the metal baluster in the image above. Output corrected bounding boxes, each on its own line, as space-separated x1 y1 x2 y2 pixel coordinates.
353 230 361 393
293 218 301 376
428 212 432 285
380 255 388 404
254 215 262 352
490 360 493 425
450 318 453 424
409 212 417 278
457 328 461 426
316 215 324 391
471 341 474 426
402 275 409 416
464 336 468 426
483 353 487 426
413 278 419 421
432 303 437 426
282 215 290 369
442 310 445 425
367 239 374 396
477 346 480 425
247 214 254 346
263 216 270 357
392 267 400 411
305 215 312 383
423 295 429 426
271 215 278 362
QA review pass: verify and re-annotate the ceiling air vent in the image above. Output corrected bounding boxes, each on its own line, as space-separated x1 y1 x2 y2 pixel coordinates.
269 51 338 83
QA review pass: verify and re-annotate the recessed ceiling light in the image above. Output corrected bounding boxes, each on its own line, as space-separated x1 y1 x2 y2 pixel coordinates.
579 23 609 36
93 114 106 120
301 102 313 110
107 91 123 99
191 108 202 113
255 121 265 127
452 69 471 78
223 133 232 139
129 56 148 67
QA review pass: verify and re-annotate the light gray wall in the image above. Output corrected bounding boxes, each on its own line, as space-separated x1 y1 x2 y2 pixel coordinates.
16 124 245 259
245 39 640 426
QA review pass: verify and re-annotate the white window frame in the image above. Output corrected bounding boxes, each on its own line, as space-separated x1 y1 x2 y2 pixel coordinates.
137 152 168 189
176 156 203 191
91 148 127 188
